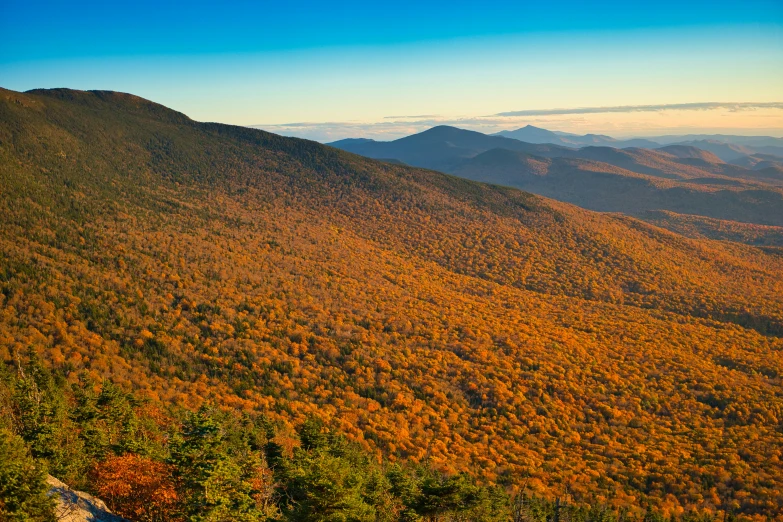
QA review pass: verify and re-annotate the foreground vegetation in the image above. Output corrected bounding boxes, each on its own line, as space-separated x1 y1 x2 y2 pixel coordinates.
0 354 742 522
0 88 781 517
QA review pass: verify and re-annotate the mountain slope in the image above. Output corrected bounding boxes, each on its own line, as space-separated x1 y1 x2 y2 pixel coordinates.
655 145 724 163
642 210 783 246
729 153 783 170
559 145 783 187
450 148 783 229
331 126 783 237
663 140 754 161
2 88 783 515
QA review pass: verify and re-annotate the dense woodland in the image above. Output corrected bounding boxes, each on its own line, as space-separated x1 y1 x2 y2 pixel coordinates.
3 352 717 521
0 88 782 519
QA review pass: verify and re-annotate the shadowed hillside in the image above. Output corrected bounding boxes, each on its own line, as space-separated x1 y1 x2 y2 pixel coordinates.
332 126 783 239
450 148 783 230
641 210 783 246
729 153 783 171
2 88 783 516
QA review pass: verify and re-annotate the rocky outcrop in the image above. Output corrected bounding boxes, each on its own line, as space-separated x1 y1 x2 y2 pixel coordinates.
46 476 128 522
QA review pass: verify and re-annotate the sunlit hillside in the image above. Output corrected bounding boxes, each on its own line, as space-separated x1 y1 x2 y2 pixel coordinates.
2 88 782 517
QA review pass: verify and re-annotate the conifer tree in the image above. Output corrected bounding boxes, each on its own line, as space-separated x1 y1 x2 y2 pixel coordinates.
0 429 56 522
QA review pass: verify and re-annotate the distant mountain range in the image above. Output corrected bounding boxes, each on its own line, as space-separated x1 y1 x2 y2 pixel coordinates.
494 125 661 149
493 125 783 158
328 126 574 171
332 124 783 161
646 133 783 148
329 125 783 241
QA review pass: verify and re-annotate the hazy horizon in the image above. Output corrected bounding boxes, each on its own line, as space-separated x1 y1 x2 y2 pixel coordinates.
253 113 783 144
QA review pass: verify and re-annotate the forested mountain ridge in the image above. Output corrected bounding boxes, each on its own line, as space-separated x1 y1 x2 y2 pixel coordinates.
1 87 783 517
450 148 783 231
331 126 783 240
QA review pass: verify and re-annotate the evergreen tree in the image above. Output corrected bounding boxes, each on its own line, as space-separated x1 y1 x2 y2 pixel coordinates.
0 429 56 522
283 451 375 522
171 406 270 521
10 349 84 483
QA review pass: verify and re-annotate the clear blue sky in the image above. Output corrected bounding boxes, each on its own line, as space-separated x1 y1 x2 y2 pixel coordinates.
2 1 782 140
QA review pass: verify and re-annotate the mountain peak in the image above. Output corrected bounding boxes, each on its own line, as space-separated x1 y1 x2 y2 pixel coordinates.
399 125 489 143
657 144 724 163
420 124 470 135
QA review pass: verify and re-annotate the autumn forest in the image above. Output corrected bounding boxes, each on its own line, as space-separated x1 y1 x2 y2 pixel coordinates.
1 88 782 520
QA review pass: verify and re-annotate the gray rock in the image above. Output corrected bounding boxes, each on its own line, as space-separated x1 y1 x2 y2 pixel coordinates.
46 475 129 522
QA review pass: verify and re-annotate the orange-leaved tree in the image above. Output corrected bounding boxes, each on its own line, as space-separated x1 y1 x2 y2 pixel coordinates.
89 454 179 522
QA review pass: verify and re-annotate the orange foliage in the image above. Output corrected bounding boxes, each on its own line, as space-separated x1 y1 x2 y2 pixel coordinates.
89 454 179 522
1 87 783 516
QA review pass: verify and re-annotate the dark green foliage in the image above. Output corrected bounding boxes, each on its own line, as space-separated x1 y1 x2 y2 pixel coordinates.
297 416 330 451
73 379 150 460
412 473 507 521
0 429 56 522
9 349 84 483
169 406 274 521
281 451 376 521
274 418 381 521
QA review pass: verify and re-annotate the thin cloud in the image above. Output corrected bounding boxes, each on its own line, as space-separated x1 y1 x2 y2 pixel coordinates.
495 102 783 117
383 114 439 119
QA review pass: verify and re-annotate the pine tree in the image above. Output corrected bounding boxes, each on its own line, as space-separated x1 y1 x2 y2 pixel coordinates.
0 429 56 522
11 350 84 483
170 406 270 521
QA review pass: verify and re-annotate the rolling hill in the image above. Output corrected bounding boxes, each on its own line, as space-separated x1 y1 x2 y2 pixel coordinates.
665 140 756 162
649 133 783 149
330 126 783 238
729 153 783 171
641 210 783 246
449 148 783 230
483 127 783 162
495 125 660 148
2 87 783 516
654 145 724 163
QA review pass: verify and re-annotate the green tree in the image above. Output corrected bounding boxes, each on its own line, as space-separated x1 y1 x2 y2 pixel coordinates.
0 429 56 522
274 418 377 522
171 406 270 521
412 473 507 522
11 350 83 482
283 452 375 522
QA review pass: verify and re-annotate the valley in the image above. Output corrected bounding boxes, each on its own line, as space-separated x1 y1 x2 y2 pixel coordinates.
331 126 783 244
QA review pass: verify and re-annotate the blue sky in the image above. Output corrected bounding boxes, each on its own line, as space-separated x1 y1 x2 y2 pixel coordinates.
2 1 782 140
